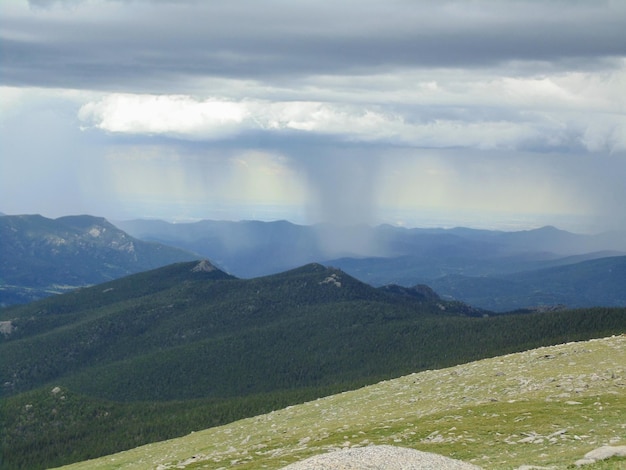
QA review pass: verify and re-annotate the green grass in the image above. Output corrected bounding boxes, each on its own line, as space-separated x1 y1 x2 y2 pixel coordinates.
54 335 626 470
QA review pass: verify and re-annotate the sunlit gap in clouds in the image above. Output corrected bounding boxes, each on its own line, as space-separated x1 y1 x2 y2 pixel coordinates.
99 146 308 221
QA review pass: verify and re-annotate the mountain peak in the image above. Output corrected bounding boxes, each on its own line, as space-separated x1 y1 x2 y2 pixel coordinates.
532 225 566 233
282 262 333 275
191 259 218 273
0 214 197 306
56 214 110 230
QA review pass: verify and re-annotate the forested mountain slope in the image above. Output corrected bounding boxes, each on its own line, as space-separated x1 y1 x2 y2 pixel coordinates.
1 260 625 469
429 255 626 311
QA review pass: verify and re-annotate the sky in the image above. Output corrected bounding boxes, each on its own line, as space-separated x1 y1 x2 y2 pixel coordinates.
1 0 626 232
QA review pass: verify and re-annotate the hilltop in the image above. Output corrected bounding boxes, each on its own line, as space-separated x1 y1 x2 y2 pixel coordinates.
54 335 626 470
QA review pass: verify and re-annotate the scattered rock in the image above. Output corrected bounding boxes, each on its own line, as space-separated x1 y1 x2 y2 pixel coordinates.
319 273 342 287
547 429 567 439
280 445 482 469
173 454 205 468
0 321 15 336
574 445 626 466
297 436 311 446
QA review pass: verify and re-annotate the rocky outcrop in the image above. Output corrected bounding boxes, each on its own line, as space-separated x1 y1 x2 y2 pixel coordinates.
191 259 217 272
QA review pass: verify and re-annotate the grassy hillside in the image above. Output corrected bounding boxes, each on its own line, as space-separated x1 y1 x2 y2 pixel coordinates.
2 261 626 469
53 335 626 470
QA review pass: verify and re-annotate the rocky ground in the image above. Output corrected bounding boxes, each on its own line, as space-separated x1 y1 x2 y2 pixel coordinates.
280 445 482 469
57 335 626 470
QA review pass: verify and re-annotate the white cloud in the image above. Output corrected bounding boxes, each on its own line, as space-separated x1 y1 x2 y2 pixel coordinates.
0 86 27 116
73 56 626 155
78 94 250 138
77 85 626 155
579 116 626 154
78 94 410 142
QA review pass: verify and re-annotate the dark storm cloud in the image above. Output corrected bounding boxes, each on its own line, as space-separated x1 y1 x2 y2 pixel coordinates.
2 1 625 92
2 0 625 232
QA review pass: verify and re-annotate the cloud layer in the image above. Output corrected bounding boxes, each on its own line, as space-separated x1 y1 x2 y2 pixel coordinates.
1 0 626 231
4 0 626 90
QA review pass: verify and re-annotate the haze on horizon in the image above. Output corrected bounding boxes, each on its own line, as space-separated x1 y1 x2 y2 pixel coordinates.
1 0 625 233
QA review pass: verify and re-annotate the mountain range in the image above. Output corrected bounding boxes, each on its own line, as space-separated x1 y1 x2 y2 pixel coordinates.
1 212 624 469
428 255 626 311
3 214 626 311
0 214 196 306
116 219 626 279
117 218 626 311
2 259 625 469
